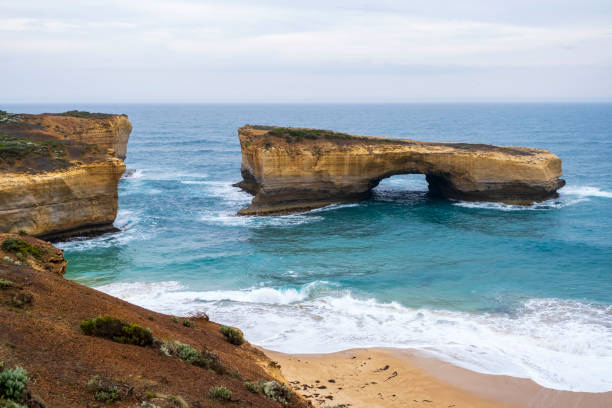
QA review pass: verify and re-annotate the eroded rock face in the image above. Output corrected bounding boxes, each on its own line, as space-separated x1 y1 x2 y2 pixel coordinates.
235 125 565 215
0 111 131 239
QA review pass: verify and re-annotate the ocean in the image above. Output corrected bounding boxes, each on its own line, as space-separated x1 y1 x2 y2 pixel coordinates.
6 103 612 393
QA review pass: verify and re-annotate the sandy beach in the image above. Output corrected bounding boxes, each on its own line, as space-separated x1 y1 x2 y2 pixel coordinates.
265 348 612 408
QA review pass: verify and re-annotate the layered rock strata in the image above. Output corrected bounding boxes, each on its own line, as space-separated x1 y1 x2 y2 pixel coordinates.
0 111 131 239
235 125 565 215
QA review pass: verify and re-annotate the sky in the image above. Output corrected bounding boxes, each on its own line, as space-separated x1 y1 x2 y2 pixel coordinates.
2 0 612 103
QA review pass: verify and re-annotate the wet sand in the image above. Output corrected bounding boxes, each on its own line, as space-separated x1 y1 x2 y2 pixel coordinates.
265 348 612 408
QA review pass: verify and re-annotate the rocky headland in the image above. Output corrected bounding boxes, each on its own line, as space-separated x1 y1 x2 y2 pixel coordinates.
235 125 565 215
0 111 131 240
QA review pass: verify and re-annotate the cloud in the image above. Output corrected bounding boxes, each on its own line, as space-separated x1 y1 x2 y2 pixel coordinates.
0 0 611 101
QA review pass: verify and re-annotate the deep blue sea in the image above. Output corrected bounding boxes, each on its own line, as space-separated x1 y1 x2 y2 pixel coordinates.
6 103 612 392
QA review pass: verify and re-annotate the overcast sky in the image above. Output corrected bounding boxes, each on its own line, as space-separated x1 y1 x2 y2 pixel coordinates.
2 0 612 102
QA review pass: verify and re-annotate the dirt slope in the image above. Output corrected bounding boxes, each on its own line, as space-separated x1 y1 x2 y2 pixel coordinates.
0 234 310 408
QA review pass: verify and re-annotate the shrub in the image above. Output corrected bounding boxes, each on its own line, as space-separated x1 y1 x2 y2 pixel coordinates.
80 316 153 346
208 386 231 401
0 279 13 289
177 344 200 365
243 380 292 406
87 376 120 403
1 238 43 260
244 381 259 393
0 366 29 403
171 317 178 323
182 320 195 328
219 326 244 345
0 399 27 408
261 381 292 406
160 341 225 374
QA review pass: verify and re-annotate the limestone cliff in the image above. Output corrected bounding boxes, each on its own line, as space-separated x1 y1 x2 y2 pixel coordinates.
0 110 131 239
235 125 565 215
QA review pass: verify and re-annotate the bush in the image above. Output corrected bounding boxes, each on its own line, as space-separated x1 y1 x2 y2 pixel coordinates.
80 316 153 346
87 376 120 403
243 380 292 406
0 366 29 403
219 326 244 346
0 279 13 289
182 320 195 328
160 341 225 374
244 381 259 393
208 386 231 401
0 399 27 408
1 238 43 260
177 344 200 365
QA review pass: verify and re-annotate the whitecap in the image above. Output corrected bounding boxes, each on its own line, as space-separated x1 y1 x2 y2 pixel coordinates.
560 185 612 199
309 203 360 213
198 210 323 228
94 280 612 393
453 198 588 211
56 209 152 251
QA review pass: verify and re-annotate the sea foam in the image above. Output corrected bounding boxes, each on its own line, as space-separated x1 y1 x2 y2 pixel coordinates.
560 185 612 198
95 280 612 393
452 183 611 211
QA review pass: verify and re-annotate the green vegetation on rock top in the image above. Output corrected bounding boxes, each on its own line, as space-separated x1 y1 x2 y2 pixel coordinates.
61 110 115 119
0 111 22 125
265 126 411 145
1 238 43 260
268 127 354 142
0 134 67 163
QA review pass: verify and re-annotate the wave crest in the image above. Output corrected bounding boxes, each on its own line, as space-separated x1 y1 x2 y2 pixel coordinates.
94 280 612 393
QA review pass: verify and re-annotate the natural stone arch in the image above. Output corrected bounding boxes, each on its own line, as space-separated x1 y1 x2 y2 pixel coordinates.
234 125 565 215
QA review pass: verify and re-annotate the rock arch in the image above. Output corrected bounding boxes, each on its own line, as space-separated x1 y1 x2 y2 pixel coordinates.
234 125 565 215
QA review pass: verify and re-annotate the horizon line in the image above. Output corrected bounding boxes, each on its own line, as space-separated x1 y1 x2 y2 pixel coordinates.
3 100 612 105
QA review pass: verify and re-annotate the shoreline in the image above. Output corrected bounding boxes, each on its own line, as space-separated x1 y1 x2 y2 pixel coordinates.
264 347 612 408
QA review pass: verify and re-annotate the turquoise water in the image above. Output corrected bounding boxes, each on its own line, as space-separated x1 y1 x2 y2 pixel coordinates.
6 103 612 392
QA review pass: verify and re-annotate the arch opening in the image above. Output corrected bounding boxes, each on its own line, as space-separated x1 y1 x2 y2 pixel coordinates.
371 173 431 203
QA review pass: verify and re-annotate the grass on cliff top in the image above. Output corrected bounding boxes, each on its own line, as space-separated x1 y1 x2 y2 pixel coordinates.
268 127 355 142
266 126 412 145
61 110 117 119
0 111 22 125
0 133 67 162
1 238 44 260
